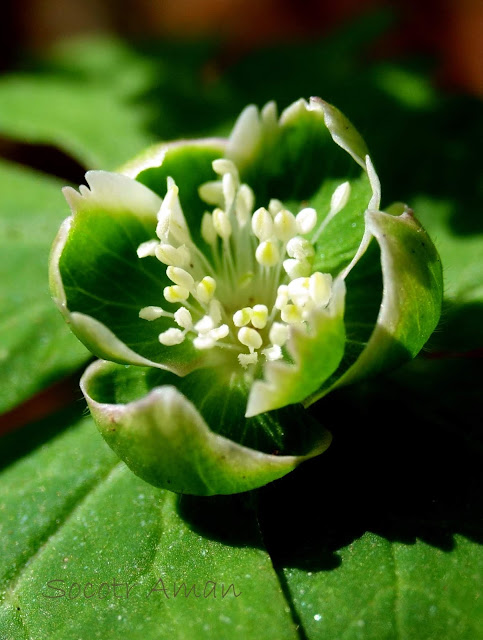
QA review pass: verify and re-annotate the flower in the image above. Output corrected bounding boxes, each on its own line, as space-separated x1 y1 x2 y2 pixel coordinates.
49 97 443 495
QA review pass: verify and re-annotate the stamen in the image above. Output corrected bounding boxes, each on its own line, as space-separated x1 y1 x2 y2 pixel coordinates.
196 276 216 304
256 240 280 267
296 207 317 234
262 345 282 361
281 304 303 324
238 352 258 368
159 328 185 346
166 266 195 290
201 212 217 245
139 306 170 321
238 327 263 351
252 207 273 241
155 243 190 268
283 258 311 279
233 308 252 327
269 322 289 346
286 236 315 260
274 209 297 242
137 240 158 258
213 208 232 239
251 304 268 329
174 307 193 329
164 285 189 303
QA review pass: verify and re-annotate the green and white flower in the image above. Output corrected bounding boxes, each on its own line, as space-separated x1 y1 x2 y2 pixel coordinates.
49 97 443 495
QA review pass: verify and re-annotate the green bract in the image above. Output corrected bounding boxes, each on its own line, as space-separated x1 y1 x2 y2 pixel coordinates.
49 97 443 495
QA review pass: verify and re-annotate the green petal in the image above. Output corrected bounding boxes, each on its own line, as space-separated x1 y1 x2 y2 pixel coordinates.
307 205 443 403
50 171 206 374
81 360 331 495
246 280 346 417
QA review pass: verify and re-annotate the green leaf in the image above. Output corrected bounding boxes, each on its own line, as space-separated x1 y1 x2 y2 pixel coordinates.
81 360 331 495
284 533 482 639
0 160 88 414
0 410 300 639
0 75 153 169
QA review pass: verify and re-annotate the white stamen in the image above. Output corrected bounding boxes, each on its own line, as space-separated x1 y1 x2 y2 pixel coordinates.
201 212 217 245
235 184 254 226
209 299 223 325
159 328 185 346
155 243 190 268
213 158 239 179
223 173 237 209
238 352 258 368
309 272 332 306
174 307 193 329
281 304 303 324
252 207 273 240
275 285 289 310
330 181 351 214
196 276 216 303
238 327 263 351
233 307 252 327
262 345 282 361
167 266 194 290
210 324 229 341
213 208 232 239
195 315 215 334
139 306 168 321
286 236 315 260
288 277 311 306
164 285 189 303
283 258 311 279
274 209 297 242
137 240 158 258
296 207 317 235
269 322 289 346
198 181 224 206
251 304 268 329
193 335 215 350
268 199 284 216
256 240 280 267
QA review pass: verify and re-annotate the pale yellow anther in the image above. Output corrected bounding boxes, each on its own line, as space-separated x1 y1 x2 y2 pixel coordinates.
274 209 298 242
210 324 229 341
269 322 289 346
223 172 236 209
195 315 215 334
238 352 258 368
281 304 303 324
268 199 284 216
212 208 232 239
296 207 317 234
309 272 332 306
330 181 351 214
158 328 185 346
163 285 189 303
238 327 263 351
233 307 252 327
286 236 315 260
139 306 167 321
288 277 311 306
283 258 312 279
275 284 289 310
155 243 190 268
167 266 194 290
252 207 273 240
201 212 217 245
196 276 216 304
251 304 268 329
212 158 239 179
262 345 282 361
209 299 223 325
198 181 224 206
137 240 158 258
193 335 215 350
256 240 280 267
174 307 193 329
235 184 254 226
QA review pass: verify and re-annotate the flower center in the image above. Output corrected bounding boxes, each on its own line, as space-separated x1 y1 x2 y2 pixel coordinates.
137 159 350 371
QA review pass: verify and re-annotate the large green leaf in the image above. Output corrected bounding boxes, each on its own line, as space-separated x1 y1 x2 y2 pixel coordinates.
0 410 299 639
0 160 88 414
0 75 153 170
